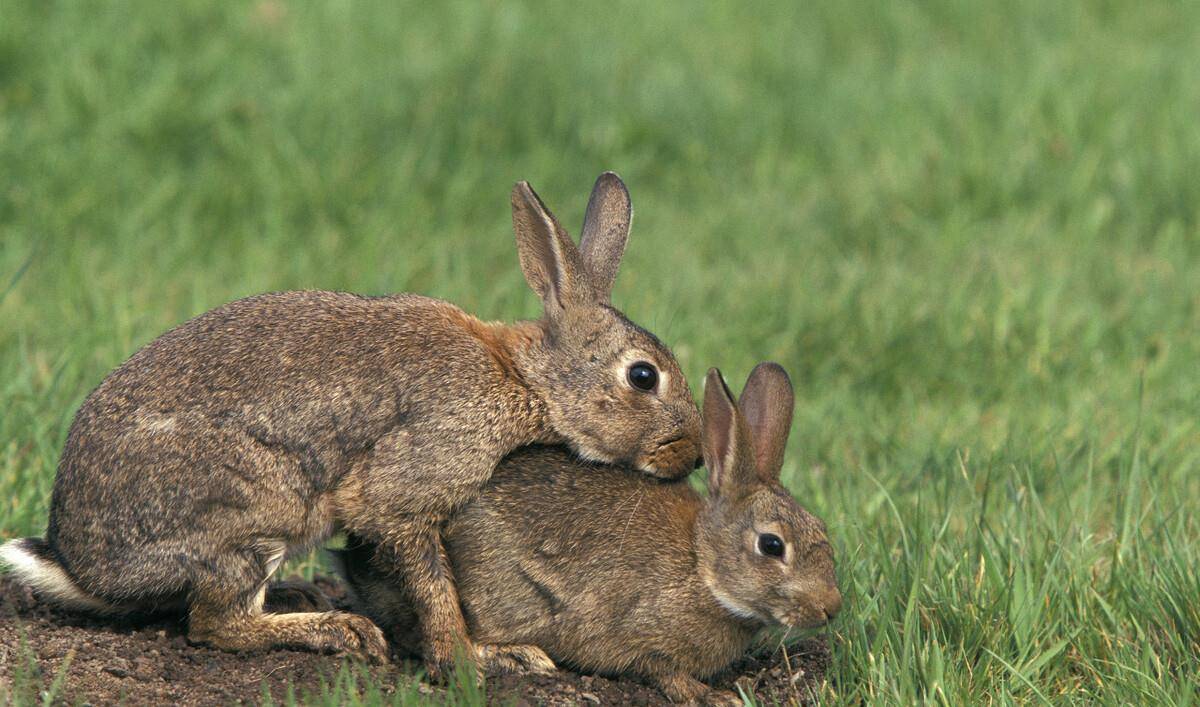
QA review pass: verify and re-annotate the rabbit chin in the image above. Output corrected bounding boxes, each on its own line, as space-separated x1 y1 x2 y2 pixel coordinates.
570 440 683 479
571 441 618 467
707 583 824 631
774 608 832 631
708 585 769 624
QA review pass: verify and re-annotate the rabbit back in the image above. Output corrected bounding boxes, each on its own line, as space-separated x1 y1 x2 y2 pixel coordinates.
48 290 540 602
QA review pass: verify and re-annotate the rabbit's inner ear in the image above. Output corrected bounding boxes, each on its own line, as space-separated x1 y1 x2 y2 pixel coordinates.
702 368 740 495
578 172 632 301
511 181 591 310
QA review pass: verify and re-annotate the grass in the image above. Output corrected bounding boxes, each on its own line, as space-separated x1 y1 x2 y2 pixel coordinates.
2 0 1199 703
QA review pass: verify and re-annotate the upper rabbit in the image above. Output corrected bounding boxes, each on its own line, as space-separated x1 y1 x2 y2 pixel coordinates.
0 172 702 678
335 363 841 703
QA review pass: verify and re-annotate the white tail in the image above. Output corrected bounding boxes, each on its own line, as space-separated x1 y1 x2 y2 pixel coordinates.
0 537 113 612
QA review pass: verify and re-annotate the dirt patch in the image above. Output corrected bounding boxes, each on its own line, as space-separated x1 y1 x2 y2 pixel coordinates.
0 574 829 705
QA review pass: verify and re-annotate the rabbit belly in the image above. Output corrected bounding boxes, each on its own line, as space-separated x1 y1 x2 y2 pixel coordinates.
457 559 746 679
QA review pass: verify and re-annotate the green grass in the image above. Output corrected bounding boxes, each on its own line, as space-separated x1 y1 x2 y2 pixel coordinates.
2 0 1199 703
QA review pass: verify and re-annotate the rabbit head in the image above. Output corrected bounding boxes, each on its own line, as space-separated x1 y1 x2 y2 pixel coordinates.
511 172 701 479
695 364 842 630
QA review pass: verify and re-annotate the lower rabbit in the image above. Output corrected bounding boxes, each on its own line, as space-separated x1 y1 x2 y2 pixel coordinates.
334 363 841 703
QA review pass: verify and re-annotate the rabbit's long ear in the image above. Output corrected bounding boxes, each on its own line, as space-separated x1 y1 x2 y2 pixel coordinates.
512 181 591 310
578 171 632 301
738 362 795 481
703 368 756 496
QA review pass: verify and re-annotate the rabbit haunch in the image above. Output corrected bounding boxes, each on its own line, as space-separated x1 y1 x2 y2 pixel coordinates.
336 364 841 703
0 172 703 678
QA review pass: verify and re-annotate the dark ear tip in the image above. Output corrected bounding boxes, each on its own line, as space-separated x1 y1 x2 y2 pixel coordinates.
750 361 791 386
594 171 628 195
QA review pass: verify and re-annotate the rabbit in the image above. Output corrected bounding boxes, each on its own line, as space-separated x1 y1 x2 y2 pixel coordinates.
0 172 703 678
333 363 842 703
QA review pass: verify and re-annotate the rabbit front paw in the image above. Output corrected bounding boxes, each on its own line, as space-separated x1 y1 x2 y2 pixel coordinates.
422 636 481 685
321 611 391 665
654 672 744 705
698 688 744 706
476 643 557 676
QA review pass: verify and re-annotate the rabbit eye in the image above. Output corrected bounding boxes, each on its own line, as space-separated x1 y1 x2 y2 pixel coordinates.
757 533 785 559
627 361 658 391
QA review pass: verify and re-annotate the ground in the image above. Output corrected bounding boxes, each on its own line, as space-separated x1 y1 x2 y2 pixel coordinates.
0 575 828 706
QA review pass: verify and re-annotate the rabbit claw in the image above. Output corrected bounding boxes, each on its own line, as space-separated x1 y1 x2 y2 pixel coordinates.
326 612 391 665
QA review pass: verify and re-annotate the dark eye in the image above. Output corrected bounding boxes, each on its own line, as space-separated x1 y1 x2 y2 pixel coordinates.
757 533 785 559
627 361 658 391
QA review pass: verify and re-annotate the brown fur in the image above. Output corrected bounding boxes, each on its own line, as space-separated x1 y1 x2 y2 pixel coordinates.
334 364 841 702
0 173 702 677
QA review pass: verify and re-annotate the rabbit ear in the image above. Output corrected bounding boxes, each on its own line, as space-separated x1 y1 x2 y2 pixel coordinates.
702 368 755 496
512 181 591 310
578 172 631 301
738 362 795 481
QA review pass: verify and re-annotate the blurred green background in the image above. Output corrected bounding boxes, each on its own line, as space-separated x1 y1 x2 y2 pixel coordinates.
2 0 1198 703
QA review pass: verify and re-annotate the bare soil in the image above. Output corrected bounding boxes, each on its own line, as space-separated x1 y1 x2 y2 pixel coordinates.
0 574 829 705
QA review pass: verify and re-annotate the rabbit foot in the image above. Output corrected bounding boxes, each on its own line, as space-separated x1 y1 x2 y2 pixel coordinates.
264 580 334 613
422 636 482 685
476 643 557 676
308 611 391 664
697 688 744 706
654 671 719 704
191 610 390 665
270 610 391 664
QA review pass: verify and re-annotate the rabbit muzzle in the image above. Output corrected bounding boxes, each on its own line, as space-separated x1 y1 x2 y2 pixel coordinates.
774 582 843 629
636 435 703 479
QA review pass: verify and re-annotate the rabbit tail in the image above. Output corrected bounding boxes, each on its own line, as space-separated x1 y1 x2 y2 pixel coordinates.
0 537 113 612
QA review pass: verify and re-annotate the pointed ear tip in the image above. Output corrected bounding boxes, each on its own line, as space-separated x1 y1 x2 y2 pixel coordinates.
512 181 555 219
704 368 737 409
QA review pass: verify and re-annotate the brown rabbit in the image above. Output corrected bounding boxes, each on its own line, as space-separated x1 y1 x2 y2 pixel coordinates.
334 364 842 702
0 173 703 677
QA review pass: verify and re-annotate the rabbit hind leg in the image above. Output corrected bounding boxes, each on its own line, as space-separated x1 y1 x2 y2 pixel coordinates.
185 542 389 663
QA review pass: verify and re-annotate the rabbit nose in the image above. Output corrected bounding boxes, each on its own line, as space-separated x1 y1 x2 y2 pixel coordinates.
820 586 843 620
